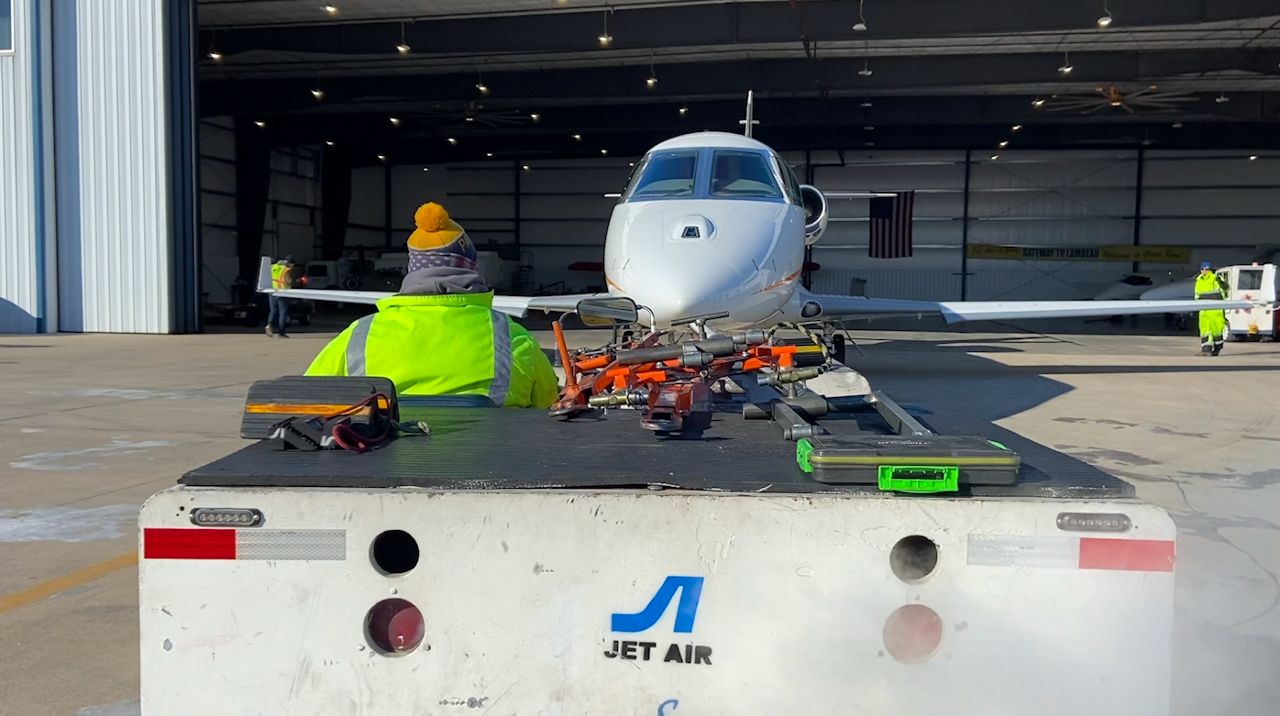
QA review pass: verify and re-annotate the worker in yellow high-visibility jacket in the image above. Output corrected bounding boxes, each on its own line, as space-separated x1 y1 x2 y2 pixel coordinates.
306 203 558 408
1195 261 1230 356
266 256 296 338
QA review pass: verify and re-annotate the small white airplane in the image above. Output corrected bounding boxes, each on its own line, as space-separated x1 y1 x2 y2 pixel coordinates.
261 94 1251 333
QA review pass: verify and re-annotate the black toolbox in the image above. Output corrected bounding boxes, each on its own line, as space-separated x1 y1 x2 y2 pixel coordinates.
796 434 1020 491
240 376 398 439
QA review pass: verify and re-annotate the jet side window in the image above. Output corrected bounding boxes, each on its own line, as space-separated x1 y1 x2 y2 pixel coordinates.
1237 269 1263 291
625 151 698 200
773 157 802 205
711 151 783 199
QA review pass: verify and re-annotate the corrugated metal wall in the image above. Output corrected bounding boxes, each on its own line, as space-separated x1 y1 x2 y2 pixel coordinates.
0 0 40 333
349 159 632 292
54 0 171 332
343 146 1280 302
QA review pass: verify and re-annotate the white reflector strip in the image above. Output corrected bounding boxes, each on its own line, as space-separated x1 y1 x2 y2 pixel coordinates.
235 529 345 561
967 534 1080 569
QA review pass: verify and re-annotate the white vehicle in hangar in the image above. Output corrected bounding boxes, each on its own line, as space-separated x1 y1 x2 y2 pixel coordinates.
1140 263 1279 340
139 107 1201 715
1222 263 1279 341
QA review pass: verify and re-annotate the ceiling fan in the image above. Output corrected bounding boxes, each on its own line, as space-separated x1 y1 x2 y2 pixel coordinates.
415 101 535 129
1038 85 1199 114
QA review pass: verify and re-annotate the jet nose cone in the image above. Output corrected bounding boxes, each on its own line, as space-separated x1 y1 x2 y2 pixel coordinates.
636 292 693 323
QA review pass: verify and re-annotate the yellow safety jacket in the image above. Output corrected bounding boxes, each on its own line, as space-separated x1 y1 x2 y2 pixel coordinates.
1194 272 1228 300
271 262 291 289
305 292 559 409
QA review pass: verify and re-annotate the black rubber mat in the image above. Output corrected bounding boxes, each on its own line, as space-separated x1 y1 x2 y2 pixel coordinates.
183 405 1134 499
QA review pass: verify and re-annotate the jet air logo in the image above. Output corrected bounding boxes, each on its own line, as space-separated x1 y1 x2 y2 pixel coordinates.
604 576 712 666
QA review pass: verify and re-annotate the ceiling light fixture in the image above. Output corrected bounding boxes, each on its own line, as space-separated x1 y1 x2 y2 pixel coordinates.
522 164 532 171
447 137 458 145
396 22 411 54
476 67 490 95
325 140 335 146
1171 122 1184 128
1216 92 1230 104
852 0 868 31
207 50 223 62
311 87 324 100
389 116 401 126
486 152 494 158
989 153 1000 160
377 154 387 161
864 125 875 131
678 105 689 116
530 112 541 122
572 133 583 141
1011 124 1023 132
253 120 266 128
601 149 609 156
598 8 613 46
858 58 873 77
864 141 876 147
1249 155 1260 161
1097 0 1113 28
998 140 1009 148
1057 50 1073 75
1031 97 1046 108
860 99 873 108
646 52 658 88
422 167 429 172
465 116 475 122
322 4 338 16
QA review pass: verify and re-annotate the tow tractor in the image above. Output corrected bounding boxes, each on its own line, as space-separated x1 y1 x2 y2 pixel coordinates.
1222 263 1279 341
138 299 1176 715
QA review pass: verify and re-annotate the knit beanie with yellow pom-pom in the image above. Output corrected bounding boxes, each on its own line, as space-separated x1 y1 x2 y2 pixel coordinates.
406 202 478 272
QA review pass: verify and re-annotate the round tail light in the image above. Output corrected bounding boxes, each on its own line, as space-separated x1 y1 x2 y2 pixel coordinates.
882 604 943 663
366 598 425 654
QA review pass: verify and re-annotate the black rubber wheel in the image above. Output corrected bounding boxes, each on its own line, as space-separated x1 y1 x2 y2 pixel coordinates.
832 333 847 364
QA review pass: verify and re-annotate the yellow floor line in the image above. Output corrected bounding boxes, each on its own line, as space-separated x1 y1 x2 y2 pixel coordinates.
0 551 138 615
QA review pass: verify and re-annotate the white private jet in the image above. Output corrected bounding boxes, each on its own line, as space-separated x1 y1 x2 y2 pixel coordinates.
260 97 1250 334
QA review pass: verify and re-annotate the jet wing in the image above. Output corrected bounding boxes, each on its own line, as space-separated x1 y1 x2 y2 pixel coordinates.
264 286 604 318
257 257 602 318
493 293 609 317
800 291 1254 325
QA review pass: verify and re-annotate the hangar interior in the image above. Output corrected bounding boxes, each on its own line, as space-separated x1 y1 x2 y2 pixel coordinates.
195 0 1280 319
5 1 1280 333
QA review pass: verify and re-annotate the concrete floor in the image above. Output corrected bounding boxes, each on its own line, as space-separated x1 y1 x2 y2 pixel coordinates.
1 320 1278 714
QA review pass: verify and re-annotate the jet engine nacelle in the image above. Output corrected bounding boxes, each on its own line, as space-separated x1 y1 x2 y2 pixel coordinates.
799 184 828 246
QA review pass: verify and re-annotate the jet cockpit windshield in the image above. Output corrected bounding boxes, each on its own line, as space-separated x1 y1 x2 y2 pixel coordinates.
710 150 783 199
621 147 793 204
624 150 698 200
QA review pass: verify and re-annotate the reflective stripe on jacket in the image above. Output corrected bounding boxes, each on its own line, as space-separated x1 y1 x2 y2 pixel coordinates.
304 292 559 409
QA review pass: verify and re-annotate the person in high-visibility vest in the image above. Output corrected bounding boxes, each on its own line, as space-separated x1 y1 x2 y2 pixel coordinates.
305 203 559 408
266 256 296 338
1194 261 1230 356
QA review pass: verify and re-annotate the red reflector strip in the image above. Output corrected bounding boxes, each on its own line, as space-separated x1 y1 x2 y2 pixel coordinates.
1078 538 1174 573
144 528 236 560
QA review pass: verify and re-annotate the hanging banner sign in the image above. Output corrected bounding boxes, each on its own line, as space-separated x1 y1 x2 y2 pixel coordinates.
966 244 1192 264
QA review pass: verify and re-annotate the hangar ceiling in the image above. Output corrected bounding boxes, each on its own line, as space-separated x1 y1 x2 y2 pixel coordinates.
197 0 1280 163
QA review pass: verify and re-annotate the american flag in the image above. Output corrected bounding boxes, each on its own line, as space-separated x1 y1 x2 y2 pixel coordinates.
868 191 915 259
